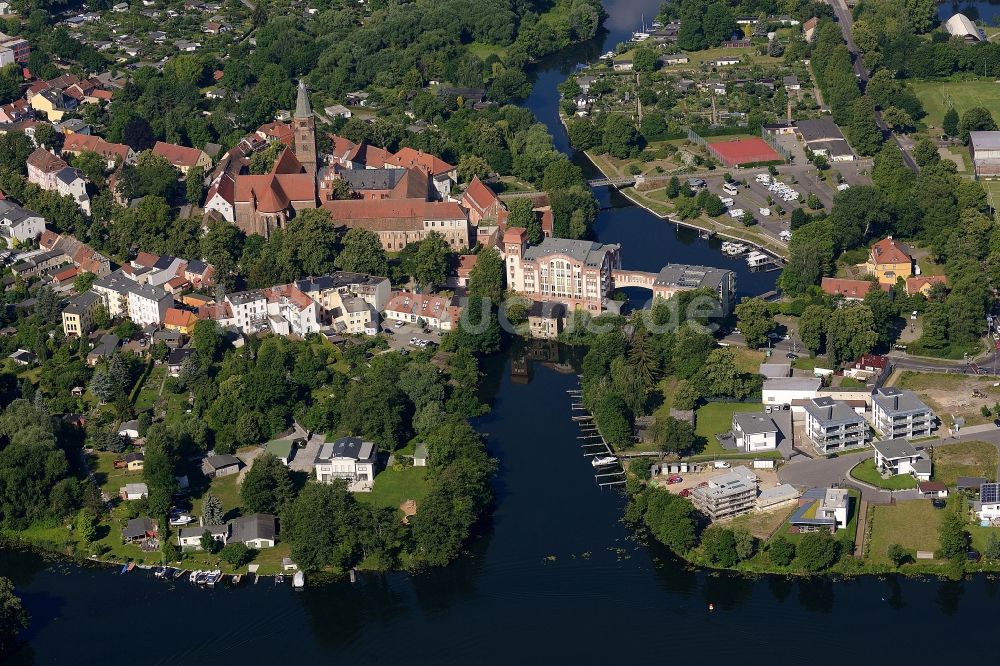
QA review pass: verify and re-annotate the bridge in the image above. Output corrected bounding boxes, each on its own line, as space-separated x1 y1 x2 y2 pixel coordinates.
611 269 658 290
587 176 638 188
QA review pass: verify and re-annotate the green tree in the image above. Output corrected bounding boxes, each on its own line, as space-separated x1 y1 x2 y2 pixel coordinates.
643 488 698 553
733 527 756 561
185 165 205 205
796 531 840 571
75 508 97 542
702 1 736 47
192 320 225 362
768 535 795 566
220 542 254 567
73 271 96 293
734 297 774 348
202 492 223 526
249 142 284 174
848 97 883 156
414 232 450 287
240 453 292 515
654 415 696 459
942 107 959 137
336 228 388 277
601 114 640 159
284 482 363 572
912 137 940 167
701 527 739 567
467 248 505 304
985 533 1000 559
887 543 910 567
937 508 969 559
826 305 878 365
457 155 491 183
882 106 913 133
959 107 998 144
798 304 829 353
200 530 220 553
0 577 28 658
632 46 659 72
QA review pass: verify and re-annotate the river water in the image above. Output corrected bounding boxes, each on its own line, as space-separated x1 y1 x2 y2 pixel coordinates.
2 1 996 662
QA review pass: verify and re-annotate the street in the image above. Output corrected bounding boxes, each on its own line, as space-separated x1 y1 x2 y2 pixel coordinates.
823 0 918 172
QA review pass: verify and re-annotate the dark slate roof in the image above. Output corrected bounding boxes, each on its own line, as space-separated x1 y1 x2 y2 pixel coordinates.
228 513 277 543
317 436 376 463
204 453 241 470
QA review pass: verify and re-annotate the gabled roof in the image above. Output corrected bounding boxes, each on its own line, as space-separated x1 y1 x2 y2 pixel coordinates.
62 134 131 162
462 176 500 215
904 275 946 295
869 237 911 265
27 147 67 173
152 141 206 168
384 147 454 176
821 277 888 299
164 307 197 328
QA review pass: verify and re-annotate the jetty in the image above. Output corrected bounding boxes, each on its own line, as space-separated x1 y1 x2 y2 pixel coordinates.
567 388 625 488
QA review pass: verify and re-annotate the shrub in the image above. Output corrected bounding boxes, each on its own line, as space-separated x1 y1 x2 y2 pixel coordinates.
768 535 795 566
220 542 254 567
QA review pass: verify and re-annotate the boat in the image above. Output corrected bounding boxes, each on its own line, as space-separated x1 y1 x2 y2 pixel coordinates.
204 570 222 588
194 571 209 585
591 456 618 467
189 570 202 583
275 574 285 585
152 566 165 578
119 562 130 575
162 567 176 580
292 571 305 590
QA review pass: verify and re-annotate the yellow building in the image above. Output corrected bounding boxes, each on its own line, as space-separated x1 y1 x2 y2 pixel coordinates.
164 307 198 335
866 237 913 285
29 89 66 122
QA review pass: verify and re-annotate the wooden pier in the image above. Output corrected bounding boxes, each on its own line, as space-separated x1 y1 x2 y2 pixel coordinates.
568 384 626 488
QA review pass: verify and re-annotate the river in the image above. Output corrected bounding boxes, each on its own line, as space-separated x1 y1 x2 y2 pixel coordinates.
2 1 995 662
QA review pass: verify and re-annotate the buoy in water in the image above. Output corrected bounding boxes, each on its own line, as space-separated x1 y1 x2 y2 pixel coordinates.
708 603 715 611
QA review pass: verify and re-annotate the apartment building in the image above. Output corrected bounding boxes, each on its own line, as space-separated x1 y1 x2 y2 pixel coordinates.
322 199 471 251
731 412 779 452
384 291 456 331
503 227 621 313
690 466 758 521
803 396 868 453
61 290 102 337
92 269 174 326
225 283 320 336
871 387 935 439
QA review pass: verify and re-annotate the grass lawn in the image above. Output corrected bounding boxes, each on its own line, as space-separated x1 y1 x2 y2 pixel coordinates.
839 377 867 389
727 504 796 540
791 356 826 372
355 466 429 514
193 474 243 519
911 78 1000 130
932 441 998 486
91 451 143 499
730 347 766 373
683 46 769 67
693 401 763 457
867 499 942 564
163 392 191 426
466 41 506 60
134 365 165 411
851 459 917 490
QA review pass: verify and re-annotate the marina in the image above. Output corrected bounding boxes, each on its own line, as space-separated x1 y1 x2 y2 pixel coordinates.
567 388 626 488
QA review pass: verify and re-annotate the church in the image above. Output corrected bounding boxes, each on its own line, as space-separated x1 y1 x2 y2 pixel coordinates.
232 80 318 237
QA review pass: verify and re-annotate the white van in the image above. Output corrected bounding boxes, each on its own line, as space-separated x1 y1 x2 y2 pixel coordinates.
720 197 734 207
723 182 739 196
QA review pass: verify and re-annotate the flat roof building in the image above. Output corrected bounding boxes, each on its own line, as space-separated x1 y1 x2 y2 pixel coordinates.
871 387 935 439
803 396 868 454
690 466 758 521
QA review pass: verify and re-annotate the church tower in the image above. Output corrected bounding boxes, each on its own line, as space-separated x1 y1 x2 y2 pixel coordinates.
293 79 317 175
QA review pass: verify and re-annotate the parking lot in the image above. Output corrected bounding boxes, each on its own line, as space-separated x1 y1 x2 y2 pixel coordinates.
382 320 441 353
689 161 870 243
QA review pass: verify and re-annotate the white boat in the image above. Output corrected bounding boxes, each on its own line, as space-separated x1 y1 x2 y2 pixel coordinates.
293 571 305 590
592 456 618 467
189 570 202 583
204 570 222 587
169 514 195 526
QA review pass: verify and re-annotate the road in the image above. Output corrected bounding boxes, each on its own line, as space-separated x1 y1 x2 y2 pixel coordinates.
779 429 1000 504
824 0 918 172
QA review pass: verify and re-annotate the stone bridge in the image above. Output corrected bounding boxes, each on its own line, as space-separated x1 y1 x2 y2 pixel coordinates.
611 269 659 290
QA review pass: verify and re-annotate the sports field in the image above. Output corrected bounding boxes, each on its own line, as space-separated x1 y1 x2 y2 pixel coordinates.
912 78 1000 130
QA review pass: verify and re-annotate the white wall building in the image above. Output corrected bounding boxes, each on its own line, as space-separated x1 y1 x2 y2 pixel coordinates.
762 377 821 410
314 436 378 492
731 412 779 452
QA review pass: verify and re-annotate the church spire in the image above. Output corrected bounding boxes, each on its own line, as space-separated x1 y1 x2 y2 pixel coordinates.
295 79 313 119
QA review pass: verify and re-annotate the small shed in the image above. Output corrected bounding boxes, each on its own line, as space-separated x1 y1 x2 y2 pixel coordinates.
917 481 948 498
264 439 295 466
413 443 428 467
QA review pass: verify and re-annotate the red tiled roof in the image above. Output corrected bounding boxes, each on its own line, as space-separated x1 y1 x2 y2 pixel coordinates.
917 481 947 493
322 199 466 230
198 302 232 320
456 254 478 277
270 146 303 175
152 141 206 168
235 173 316 212
385 147 454 176
62 134 131 162
54 265 78 283
904 275 946 295
133 251 160 268
462 176 499 215
820 277 887 299
330 134 358 161
264 283 313 310
386 291 452 319
257 121 293 147
164 308 197 328
869 237 912 266
503 227 527 243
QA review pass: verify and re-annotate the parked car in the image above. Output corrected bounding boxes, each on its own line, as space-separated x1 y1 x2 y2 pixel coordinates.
679 488 692 497
993 418 1000 428
786 353 798 360
667 475 683 484
713 461 731 469
932 499 946 509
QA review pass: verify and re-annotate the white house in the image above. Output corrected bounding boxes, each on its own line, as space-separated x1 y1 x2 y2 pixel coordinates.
762 377 821 410
119 482 148 500
731 412 779 452
384 291 455 331
228 513 277 548
225 284 320 337
0 200 45 248
872 438 930 480
976 483 1000 520
177 523 228 549
314 436 377 492
92 269 174 326
117 419 139 439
